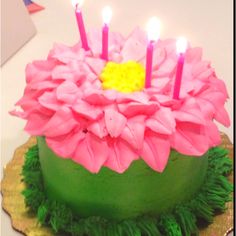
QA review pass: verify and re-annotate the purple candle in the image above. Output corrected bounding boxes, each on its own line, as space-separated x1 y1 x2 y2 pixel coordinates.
72 0 89 51
145 17 161 88
101 6 112 61
173 37 187 99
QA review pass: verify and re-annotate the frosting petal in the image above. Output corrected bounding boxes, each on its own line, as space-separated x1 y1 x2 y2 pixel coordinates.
72 102 102 120
48 43 85 63
74 133 109 173
173 98 206 125
104 139 139 173
24 113 50 135
25 60 55 83
105 109 127 138
185 47 202 63
205 121 221 147
121 28 147 62
84 89 116 106
170 122 209 156
39 91 61 111
118 101 159 117
214 106 230 127
43 107 78 137
87 119 108 138
146 107 176 135
141 132 170 172
56 81 79 104
196 89 230 126
46 129 85 158
121 115 146 149
85 57 106 75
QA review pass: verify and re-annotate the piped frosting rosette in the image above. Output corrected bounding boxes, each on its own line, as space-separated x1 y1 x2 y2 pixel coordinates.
11 28 230 173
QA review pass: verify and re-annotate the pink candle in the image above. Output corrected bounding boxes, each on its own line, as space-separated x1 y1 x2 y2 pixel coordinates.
101 24 109 60
145 41 154 88
173 37 188 99
145 17 161 88
173 53 185 99
75 5 89 51
101 6 112 61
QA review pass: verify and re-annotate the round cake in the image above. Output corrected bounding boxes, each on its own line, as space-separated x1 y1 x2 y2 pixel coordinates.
11 28 232 236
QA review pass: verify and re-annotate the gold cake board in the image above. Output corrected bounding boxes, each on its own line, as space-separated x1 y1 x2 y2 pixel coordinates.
1 134 234 236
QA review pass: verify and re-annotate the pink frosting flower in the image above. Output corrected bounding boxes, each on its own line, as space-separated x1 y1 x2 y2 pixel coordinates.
11 28 230 173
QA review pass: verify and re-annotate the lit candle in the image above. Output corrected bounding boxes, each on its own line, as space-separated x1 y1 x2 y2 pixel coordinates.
173 37 188 99
101 6 112 61
72 0 89 51
145 17 161 88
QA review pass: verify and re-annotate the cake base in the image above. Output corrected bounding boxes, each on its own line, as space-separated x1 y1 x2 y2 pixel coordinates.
1 134 234 236
37 136 209 221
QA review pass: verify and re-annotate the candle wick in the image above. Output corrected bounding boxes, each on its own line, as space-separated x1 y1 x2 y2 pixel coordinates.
75 4 81 12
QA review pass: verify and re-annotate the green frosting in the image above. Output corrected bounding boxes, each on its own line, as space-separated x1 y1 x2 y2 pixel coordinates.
22 142 233 236
37 136 208 220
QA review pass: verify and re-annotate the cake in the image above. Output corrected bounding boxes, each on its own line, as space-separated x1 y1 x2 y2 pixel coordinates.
11 28 233 236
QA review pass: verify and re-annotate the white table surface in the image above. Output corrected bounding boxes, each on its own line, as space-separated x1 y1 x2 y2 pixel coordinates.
1 0 233 235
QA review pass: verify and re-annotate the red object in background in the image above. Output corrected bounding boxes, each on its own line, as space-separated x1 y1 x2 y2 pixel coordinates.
23 0 44 14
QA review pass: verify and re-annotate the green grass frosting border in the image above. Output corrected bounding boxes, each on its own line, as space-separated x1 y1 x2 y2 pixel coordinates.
22 146 233 236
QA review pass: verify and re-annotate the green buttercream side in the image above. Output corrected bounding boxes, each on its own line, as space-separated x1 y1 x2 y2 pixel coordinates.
22 142 233 236
37 136 208 220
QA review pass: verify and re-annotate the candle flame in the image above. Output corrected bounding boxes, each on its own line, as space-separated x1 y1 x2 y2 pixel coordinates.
72 0 84 9
102 6 112 24
176 37 187 54
147 17 161 42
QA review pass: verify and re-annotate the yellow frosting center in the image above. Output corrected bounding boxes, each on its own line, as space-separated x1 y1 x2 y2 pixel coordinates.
100 61 145 93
